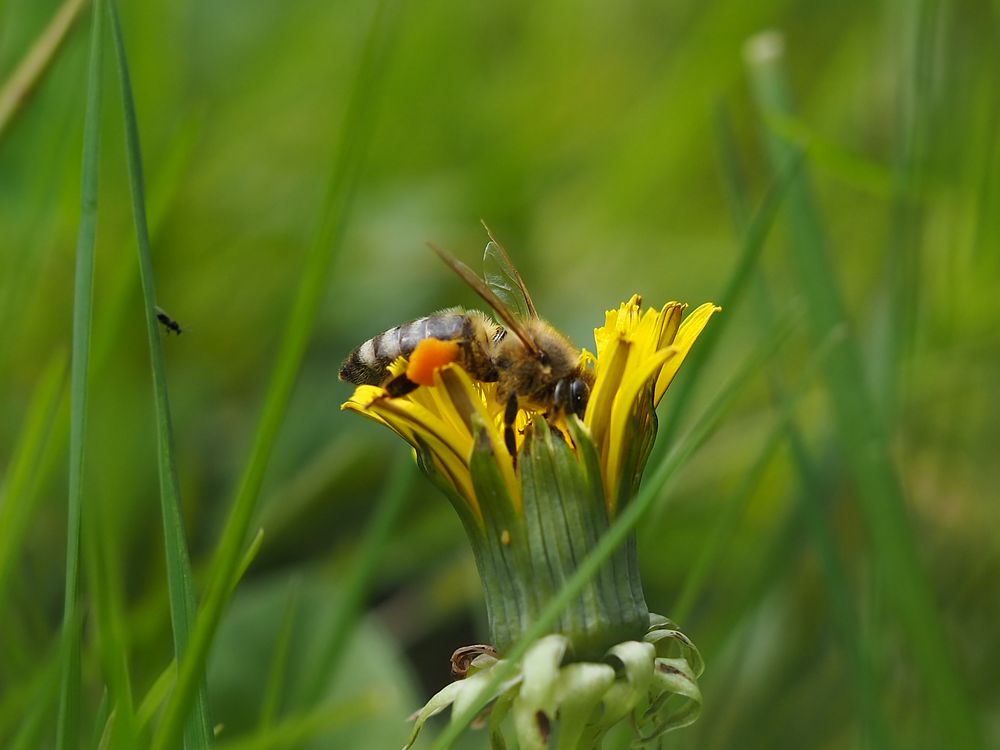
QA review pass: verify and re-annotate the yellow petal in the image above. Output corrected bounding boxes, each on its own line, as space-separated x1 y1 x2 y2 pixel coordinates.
362 395 480 520
655 303 685 349
653 303 721 404
604 346 677 511
584 334 631 467
437 365 521 513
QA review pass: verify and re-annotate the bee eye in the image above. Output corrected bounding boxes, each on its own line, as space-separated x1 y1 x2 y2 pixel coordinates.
553 379 566 407
569 378 589 416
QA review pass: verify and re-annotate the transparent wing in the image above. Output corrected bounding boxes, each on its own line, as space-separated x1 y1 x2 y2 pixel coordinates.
481 223 538 319
429 243 541 356
484 242 535 320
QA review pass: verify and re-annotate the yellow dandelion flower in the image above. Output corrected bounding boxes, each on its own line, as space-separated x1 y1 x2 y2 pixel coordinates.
343 295 718 522
342 294 718 649
342 288 716 748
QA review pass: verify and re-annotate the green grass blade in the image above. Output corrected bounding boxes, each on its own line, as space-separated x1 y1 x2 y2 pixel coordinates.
0 115 195 743
91 112 204 371
136 663 175 732
56 0 103 746
106 2 211 746
780 412 892 750
670 420 783 625
715 102 893 750
745 30 984 749
89 690 109 750
152 2 406 747
9 651 62 750
0 350 66 619
82 471 138 745
658 148 801 448
428 315 795 750
0 122 199 624
217 695 381 750
0 0 87 141
0 649 62 750
258 580 301 730
0 642 56 740
231 528 266 594
295 458 411 706
878 0 932 417
665 107 797 624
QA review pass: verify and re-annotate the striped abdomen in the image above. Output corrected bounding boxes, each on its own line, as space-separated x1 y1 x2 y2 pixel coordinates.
340 312 477 385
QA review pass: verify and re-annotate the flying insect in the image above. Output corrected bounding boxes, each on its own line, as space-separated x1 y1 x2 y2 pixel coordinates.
339 227 594 457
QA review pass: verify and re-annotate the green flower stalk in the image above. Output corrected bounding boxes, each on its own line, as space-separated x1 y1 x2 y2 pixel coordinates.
343 294 718 748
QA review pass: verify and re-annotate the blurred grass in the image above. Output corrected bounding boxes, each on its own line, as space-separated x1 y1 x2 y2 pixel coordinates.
54 0 101 745
0 0 85 141
294 456 412 706
108 0 211 744
713 103 891 749
153 0 405 745
0 350 64 618
1 0 998 748
746 29 982 748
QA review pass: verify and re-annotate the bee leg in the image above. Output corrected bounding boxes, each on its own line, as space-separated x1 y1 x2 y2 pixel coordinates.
504 393 519 463
385 373 419 398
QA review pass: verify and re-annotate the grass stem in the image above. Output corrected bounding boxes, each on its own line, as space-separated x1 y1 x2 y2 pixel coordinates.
55 0 102 745
107 1 211 744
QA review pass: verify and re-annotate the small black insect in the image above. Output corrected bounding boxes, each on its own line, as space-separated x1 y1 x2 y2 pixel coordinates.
155 306 185 335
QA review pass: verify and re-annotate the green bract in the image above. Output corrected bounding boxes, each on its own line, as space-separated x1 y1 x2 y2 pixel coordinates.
466 417 648 658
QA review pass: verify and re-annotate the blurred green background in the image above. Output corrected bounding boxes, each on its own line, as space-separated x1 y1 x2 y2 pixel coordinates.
1 0 998 747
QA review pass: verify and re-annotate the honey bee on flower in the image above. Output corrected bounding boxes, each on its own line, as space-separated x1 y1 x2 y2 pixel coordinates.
339 225 594 458
340 228 719 514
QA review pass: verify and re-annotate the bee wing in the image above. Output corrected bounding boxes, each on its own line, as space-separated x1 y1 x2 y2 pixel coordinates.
481 223 538 319
484 242 534 319
429 243 541 356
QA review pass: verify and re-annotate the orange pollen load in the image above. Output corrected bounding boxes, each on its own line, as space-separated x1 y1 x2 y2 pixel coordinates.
406 338 462 387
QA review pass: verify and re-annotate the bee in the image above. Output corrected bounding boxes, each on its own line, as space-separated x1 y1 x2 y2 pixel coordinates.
339 227 594 457
156 306 185 335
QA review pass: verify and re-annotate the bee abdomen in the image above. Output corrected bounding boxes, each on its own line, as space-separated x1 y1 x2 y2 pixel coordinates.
339 313 469 385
